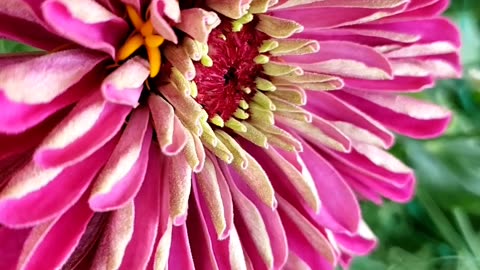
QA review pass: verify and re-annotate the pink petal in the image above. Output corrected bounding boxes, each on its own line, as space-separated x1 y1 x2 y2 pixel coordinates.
306 91 394 148
0 227 30 270
0 1 67 50
0 136 117 227
168 224 195 270
101 56 150 107
34 92 132 169
299 138 360 234
177 8 220 43
42 0 130 58
283 41 393 80
17 190 94 270
277 196 336 270
335 91 451 138
89 107 152 211
119 144 162 270
91 203 135 270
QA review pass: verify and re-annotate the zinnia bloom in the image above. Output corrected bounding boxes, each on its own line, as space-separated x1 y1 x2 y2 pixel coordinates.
0 0 460 269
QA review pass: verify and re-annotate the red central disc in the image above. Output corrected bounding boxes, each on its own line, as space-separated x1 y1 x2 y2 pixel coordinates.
193 19 268 121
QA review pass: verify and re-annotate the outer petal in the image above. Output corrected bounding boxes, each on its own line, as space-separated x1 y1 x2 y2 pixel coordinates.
0 0 67 50
0 136 117 227
335 91 452 138
119 144 162 270
0 227 30 270
16 190 94 270
42 0 129 58
34 92 132 169
89 107 152 211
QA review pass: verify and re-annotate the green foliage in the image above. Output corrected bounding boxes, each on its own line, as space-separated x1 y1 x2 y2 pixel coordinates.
353 1 480 269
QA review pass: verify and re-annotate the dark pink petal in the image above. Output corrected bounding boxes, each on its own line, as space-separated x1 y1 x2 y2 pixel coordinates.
42 0 130 58
271 4 406 29
168 224 195 270
306 91 394 148
0 110 64 160
17 190 94 270
0 1 67 50
0 136 116 228
283 41 393 80
0 227 30 270
277 196 336 270
335 91 451 138
119 144 161 270
344 75 434 93
147 153 172 270
34 92 132 169
89 107 152 211
299 139 360 234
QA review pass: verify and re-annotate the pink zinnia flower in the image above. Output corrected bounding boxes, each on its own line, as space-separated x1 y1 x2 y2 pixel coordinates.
0 0 460 269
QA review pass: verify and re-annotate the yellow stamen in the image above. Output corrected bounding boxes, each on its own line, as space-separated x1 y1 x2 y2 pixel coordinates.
145 35 165 48
117 5 165 78
141 21 154 36
126 6 144 30
146 46 161 78
117 33 144 61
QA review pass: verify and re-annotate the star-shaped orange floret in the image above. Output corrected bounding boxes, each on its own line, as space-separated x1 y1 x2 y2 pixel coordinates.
117 6 164 77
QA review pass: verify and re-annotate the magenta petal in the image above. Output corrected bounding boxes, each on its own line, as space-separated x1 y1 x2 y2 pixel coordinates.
335 91 452 138
42 0 129 58
0 111 64 160
0 136 116 228
299 139 360 234
306 91 394 148
168 224 196 270
34 92 132 169
89 107 152 211
0 1 67 50
119 144 161 270
277 197 335 270
0 227 30 270
18 191 94 270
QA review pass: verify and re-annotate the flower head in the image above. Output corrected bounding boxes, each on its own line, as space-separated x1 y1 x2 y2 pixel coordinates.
0 0 460 269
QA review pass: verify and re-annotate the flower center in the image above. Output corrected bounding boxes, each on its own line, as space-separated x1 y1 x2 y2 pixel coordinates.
193 19 269 123
117 6 164 78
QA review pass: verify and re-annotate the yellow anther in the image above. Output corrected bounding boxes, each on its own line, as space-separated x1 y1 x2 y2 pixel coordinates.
210 115 225 127
126 6 144 30
226 118 247 132
145 35 165 48
254 54 269 64
232 21 243 32
233 108 249 120
239 100 249 110
146 46 161 77
117 33 144 61
201 55 213 67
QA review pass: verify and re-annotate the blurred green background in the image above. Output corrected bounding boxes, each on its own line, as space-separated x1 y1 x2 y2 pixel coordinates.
352 1 480 269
